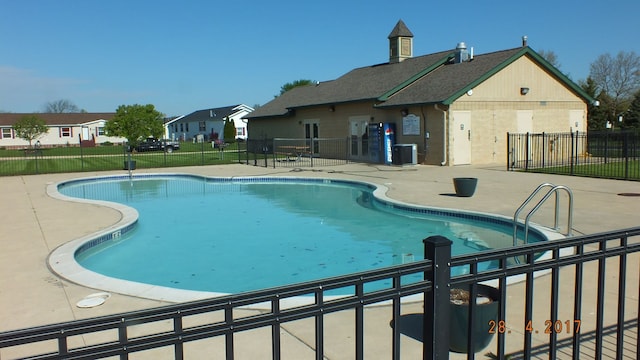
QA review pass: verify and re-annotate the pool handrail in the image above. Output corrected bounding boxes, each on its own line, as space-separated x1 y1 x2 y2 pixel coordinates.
513 183 573 246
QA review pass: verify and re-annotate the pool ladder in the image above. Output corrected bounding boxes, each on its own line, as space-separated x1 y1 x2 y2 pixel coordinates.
513 183 574 246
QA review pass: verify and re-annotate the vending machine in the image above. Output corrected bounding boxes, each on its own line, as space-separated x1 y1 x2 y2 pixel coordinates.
368 123 396 164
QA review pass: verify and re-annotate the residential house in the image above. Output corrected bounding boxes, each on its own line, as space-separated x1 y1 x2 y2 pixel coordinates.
165 104 254 143
245 20 595 166
0 113 121 149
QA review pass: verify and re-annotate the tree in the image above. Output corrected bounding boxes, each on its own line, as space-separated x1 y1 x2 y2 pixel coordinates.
104 104 165 149
581 77 608 130
277 79 314 96
223 117 236 142
13 115 48 148
538 49 561 69
44 99 81 113
625 90 640 129
589 51 640 124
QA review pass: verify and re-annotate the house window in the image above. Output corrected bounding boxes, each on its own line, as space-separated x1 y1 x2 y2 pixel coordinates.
185 123 189 132
60 127 72 137
1 128 12 138
96 127 105 136
180 123 184 132
199 121 206 131
236 127 245 137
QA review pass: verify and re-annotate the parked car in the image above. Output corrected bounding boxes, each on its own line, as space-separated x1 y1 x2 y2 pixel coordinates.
134 138 180 153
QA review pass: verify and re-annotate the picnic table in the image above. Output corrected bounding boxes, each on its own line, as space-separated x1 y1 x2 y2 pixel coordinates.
277 145 310 161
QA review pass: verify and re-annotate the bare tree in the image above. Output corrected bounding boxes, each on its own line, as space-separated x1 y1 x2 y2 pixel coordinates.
537 49 561 69
43 99 80 113
589 51 640 121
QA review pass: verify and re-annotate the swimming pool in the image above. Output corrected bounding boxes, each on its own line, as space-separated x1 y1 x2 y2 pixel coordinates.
49 174 551 301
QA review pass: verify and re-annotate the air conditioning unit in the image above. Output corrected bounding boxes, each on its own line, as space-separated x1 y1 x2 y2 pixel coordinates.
392 144 417 165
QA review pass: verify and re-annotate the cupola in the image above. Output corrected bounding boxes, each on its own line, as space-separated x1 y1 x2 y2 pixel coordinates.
388 20 413 63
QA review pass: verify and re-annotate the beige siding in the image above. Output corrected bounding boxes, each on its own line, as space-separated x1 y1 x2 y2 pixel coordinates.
451 56 587 165
250 102 387 140
458 56 584 103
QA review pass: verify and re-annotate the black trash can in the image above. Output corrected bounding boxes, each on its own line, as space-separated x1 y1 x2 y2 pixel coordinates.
124 160 136 170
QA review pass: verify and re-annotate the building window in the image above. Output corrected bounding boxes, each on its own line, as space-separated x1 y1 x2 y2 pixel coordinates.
236 127 245 137
60 127 72 137
180 123 184 132
185 123 189 132
96 127 105 136
1 128 12 138
199 121 206 131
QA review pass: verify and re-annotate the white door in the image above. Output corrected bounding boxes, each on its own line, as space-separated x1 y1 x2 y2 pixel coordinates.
516 110 533 133
516 110 534 164
569 110 584 132
452 111 471 165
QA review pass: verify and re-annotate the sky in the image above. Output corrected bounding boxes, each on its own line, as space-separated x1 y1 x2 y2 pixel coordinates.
1 0 639 116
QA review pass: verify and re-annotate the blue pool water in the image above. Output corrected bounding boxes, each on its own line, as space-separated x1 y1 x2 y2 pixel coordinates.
58 175 544 294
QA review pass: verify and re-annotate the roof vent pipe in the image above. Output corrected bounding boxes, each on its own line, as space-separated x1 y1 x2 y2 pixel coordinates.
522 35 528 47
455 42 469 63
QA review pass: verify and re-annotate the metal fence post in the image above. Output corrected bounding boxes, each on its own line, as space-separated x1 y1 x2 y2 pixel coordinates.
623 131 629 179
506 132 511 171
541 132 546 168
570 131 575 175
525 132 530 171
423 236 452 360
200 139 204 165
270 139 274 168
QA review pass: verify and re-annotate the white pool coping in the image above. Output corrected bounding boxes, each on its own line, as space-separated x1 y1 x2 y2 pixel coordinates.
47 173 566 307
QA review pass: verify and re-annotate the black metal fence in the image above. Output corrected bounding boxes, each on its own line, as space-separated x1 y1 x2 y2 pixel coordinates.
238 138 349 168
0 141 239 176
508 130 640 180
2 227 639 359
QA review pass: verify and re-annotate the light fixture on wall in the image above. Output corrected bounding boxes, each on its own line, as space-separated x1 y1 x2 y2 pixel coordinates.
401 108 409 117
328 105 335 112
520 87 530 95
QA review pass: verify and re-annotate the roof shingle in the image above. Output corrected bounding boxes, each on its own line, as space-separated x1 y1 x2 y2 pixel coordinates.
0 113 114 127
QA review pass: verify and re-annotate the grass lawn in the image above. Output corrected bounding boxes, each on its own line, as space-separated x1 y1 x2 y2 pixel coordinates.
0 142 243 176
529 159 640 180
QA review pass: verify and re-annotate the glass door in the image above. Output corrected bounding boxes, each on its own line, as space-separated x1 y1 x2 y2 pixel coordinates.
349 117 369 161
304 120 319 154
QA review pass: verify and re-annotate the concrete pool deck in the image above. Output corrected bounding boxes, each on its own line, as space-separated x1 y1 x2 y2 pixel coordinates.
1 163 639 358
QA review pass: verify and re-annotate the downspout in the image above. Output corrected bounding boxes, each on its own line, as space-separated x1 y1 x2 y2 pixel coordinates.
434 104 447 165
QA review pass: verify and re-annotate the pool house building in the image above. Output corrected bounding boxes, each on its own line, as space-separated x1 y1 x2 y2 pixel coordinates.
245 20 595 166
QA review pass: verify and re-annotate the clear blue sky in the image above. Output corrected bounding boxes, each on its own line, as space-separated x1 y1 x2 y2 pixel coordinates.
1 0 638 116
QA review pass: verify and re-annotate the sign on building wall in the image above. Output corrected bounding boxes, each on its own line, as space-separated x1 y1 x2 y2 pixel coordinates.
402 114 420 135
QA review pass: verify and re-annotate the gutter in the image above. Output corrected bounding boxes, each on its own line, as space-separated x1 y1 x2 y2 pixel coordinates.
434 104 447 165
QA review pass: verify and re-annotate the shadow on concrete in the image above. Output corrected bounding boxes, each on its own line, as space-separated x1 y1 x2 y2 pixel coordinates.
394 313 424 342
